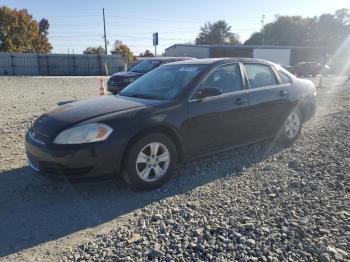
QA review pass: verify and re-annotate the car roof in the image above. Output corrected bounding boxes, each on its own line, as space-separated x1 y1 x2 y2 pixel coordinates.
297 62 320 65
166 57 276 66
145 57 195 62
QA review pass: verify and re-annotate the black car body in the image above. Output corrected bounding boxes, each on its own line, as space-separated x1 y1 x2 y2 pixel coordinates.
107 57 194 93
26 58 316 189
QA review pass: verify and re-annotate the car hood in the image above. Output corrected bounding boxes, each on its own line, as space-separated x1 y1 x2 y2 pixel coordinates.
32 95 159 138
110 71 143 80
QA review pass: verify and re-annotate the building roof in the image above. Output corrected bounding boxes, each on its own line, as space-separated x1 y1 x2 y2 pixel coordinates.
143 56 195 61
165 44 326 51
165 57 277 66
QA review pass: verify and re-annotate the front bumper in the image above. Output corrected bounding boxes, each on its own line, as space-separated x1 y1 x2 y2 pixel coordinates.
25 132 124 180
302 95 317 122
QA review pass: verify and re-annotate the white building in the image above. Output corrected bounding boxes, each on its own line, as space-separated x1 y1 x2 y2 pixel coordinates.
165 44 326 66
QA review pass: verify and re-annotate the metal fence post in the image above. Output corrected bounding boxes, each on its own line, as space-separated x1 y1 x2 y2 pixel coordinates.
73 54 76 76
98 54 102 76
37 53 41 75
45 54 50 75
87 56 90 75
10 53 16 75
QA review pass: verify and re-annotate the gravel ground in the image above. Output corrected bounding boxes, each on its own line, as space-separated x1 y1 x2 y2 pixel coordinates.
0 76 349 261
0 76 107 172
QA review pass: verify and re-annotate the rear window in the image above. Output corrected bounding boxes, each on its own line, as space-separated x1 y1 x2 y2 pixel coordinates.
129 60 161 74
278 71 292 84
243 64 278 88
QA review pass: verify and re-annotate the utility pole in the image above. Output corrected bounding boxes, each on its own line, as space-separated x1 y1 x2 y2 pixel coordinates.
103 8 107 55
261 14 266 45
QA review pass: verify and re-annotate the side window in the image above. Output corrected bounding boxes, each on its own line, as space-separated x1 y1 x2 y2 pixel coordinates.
243 64 278 89
278 71 291 84
197 64 242 95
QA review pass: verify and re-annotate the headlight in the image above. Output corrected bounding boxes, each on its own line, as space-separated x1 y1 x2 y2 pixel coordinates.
53 123 113 144
123 78 135 84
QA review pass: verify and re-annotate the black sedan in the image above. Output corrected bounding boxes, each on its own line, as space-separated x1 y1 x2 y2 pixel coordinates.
107 57 194 93
26 58 316 190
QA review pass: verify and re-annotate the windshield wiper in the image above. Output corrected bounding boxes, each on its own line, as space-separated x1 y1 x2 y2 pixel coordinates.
121 93 167 100
120 93 154 99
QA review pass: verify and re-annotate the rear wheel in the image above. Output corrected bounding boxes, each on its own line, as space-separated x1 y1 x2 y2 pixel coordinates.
123 133 177 190
278 110 302 144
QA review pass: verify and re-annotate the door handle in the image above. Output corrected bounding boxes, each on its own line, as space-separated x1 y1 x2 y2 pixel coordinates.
279 90 288 96
234 97 247 105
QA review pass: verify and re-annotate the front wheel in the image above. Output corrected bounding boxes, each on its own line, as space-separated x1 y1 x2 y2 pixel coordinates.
123 133 177 190
278 110 302 144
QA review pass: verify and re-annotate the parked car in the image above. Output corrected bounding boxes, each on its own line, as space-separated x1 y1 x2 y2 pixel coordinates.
284 65 295 74
296 62 322 76
286 62 330 77
25 58 317 190
107 57 194 93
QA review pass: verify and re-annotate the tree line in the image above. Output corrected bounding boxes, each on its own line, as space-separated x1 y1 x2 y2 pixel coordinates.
0 6 52 53
245 9 350 53
1 5 349 63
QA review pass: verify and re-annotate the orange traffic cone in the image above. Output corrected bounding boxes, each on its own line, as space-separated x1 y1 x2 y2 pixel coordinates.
99 77 106 96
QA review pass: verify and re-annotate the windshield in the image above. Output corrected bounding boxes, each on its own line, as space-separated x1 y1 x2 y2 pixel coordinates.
120 64 206 100
129 60 162 73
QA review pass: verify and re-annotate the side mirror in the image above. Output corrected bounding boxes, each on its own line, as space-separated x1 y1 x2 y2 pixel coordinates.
197 87 222 99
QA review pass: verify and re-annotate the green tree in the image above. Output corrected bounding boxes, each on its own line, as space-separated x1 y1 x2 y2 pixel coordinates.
39 18 49 36
83 46 105 54
195 20 240 45
311 9 350 52
245 9 350 53
245 16 311 46
111 41 135 63
0 6 52 53
139 49 154 57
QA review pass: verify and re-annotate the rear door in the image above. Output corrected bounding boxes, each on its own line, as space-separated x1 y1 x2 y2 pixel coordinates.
183 63 251 157
242 63 294 140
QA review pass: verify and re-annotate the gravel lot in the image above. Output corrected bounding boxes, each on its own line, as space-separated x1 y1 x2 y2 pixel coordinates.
0 76 349 261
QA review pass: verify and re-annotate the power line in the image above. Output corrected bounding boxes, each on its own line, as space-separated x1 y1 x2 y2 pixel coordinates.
49 15 100 17
49 36 194 42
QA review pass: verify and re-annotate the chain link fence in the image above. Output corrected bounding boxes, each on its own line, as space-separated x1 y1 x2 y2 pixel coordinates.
0 53 126 76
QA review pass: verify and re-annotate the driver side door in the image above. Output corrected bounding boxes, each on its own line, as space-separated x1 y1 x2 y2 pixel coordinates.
182 63 251 157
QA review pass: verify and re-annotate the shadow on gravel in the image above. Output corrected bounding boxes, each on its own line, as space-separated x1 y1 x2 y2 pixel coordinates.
0 140 286 258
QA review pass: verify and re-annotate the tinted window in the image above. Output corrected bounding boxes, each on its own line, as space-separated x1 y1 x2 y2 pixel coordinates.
278 71 291 84
244 64 278 88
120 64 206 100
197 64 242 95
129 60 161 73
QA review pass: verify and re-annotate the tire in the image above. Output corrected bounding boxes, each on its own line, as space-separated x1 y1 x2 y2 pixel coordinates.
278 109 303 144
122 133 177 190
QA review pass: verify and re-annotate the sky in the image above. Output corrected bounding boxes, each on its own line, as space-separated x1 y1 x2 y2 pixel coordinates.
2 0 349 55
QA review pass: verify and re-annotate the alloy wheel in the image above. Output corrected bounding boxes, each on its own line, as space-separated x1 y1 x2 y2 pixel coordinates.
285 112 301 139
135 142 170 182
